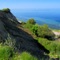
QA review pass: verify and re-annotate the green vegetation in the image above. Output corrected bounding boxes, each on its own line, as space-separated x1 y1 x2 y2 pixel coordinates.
27 18 36 25
13 52 38 60
37 38 60 58
0 18 60 60
0 44 13 60
0 43 38 60
21 19 60 58
2 8 10 13
25 19 55 40
37 25 55 40
0 35 38 60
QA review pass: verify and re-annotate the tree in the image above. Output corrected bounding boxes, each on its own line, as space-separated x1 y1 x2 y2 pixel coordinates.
31 24 38 35
27 18 36 25
37 24 55 40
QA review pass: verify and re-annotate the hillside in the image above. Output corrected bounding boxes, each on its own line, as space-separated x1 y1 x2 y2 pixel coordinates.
0 8 50 60
19 18 60 59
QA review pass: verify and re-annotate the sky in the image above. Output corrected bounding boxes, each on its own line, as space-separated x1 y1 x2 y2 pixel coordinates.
0 0 60 11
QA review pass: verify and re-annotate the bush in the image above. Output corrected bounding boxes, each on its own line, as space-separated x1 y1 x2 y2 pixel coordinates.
37 24 55 40
31 24 38 35
2 8 10 13
27 18 36 25
25 23 55 40
13 52 38 60
37 38 51 49
37 37 60 58
25 23 33 30
0 44 13 60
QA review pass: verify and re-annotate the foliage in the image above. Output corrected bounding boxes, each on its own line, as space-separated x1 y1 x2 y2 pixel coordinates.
21 21 26 25
25 21 55 40
0 43 38 60
0 44 13 60
2 8 10 13
13 52 38 60
0 18 60 59
27 18 36 25
21 19 60 58
31 24 38 35
25 18 36 30
37 24 55 40
37 37 60 58
25 23 33 30
30 24 55 40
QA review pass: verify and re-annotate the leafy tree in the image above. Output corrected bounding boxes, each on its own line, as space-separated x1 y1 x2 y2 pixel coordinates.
31 24 38 35
27 18 36 25
37 24 55 40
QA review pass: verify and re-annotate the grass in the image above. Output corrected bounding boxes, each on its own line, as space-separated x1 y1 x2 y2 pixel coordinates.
20 22 60 58
12 52 38 60
0 43 38 60
0 20 60 59
0 44 13 60
36 37 60 58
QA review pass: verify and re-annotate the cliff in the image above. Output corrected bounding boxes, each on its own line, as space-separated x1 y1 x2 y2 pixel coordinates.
0 8 49 59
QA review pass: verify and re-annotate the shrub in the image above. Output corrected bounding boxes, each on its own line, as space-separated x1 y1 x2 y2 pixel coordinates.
0 44 13 60
13 52 38 60
37 38 51 49
37 24 55 40
25 23 55 40
37 37 60 58
27 18 36 25
25 23 33 30
31 24 38 35
21 21 26 25
2 8 10 13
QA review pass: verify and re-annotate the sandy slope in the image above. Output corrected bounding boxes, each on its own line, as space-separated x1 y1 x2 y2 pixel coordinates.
52 31 60 36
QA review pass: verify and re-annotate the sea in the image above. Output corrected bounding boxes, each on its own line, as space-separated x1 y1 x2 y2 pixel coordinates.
11 9 60 29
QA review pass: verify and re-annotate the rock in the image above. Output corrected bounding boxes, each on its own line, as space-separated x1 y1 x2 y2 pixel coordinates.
0 8 50 59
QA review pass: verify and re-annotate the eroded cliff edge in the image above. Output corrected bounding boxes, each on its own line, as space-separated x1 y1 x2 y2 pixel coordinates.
0 8 49 59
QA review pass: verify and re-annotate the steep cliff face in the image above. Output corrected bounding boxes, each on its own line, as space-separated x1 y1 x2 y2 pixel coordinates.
0 9 49 59
0 9 19 41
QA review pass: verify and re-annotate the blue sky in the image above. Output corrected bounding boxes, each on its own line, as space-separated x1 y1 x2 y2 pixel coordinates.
0 0 60 11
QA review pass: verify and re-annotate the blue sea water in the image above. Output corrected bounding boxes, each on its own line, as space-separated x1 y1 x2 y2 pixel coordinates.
11 10 60 29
